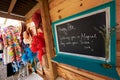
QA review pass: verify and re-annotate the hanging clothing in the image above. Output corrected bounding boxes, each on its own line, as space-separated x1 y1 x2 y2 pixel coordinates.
2 26 21 65
32 9 42 28
30 32 45 62
23 31 32 44
3 46 7 65
22 47 36 64
30 32 49 68
7 45 14 63
0 40 3 50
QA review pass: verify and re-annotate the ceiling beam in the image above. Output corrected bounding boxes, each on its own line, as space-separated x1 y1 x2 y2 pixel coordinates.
0 11 25 21
8 0 17 14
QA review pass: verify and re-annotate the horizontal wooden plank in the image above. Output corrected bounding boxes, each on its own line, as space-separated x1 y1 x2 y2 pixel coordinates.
117 52 120 57
57 66 90 80
49 0 65 9
0 11 25 21
55 63 113 80
116 0 120 6
117 34 120 40
116 0 120 38
117 40 120 45
117 57 120 67
117 41 120 51
49 0 112 22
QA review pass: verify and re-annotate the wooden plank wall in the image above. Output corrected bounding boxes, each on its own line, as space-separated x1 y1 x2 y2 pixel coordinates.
116 0 120 76
116 0 120 67
56 63 113 80
48 0 115 80
49 0 111 22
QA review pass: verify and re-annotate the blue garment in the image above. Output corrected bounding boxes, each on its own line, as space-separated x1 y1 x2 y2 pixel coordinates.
22 47 36 64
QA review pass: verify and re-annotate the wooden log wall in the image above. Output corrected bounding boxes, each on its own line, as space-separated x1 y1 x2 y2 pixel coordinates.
48 0 119 79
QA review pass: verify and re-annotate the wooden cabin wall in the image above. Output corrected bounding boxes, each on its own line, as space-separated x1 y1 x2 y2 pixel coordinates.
24 0 120 79
48 0 116 80
49 0 111 22
116 0 120 68
55 63 113 80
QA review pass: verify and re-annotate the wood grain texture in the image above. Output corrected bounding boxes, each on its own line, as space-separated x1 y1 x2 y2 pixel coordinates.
116 0 120 40
57 67 90 80
40 0 57 80
117 40 120 67
56 63 113 80
116 67 120 76
48 0 117 79
8 0 17 14
117 41 120 52
49 0 112 22
0 11 25 21
117 56 120 67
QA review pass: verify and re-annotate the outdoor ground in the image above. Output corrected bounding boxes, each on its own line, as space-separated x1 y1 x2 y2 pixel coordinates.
0 61 18 80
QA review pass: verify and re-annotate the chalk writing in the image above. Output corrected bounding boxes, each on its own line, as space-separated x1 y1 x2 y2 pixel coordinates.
59 33 97 51
58 27 68 35
81 33 97 40
66 23 75 31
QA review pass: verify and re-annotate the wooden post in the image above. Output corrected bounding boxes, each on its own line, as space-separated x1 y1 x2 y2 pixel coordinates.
38 0 56 80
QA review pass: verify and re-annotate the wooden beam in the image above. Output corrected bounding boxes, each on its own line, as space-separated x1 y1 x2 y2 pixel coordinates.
56 63 113 80
8 0 17 14
0 11 25 21
40 0 56 80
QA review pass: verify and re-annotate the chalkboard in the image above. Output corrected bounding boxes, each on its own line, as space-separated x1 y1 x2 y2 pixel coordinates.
53 8 110 61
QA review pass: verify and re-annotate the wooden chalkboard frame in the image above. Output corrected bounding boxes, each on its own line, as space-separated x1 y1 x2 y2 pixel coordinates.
52 2 116 65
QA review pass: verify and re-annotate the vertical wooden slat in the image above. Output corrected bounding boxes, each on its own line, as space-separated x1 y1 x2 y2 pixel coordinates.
39 0 56 80
116 0 120 67
116 0 120 40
